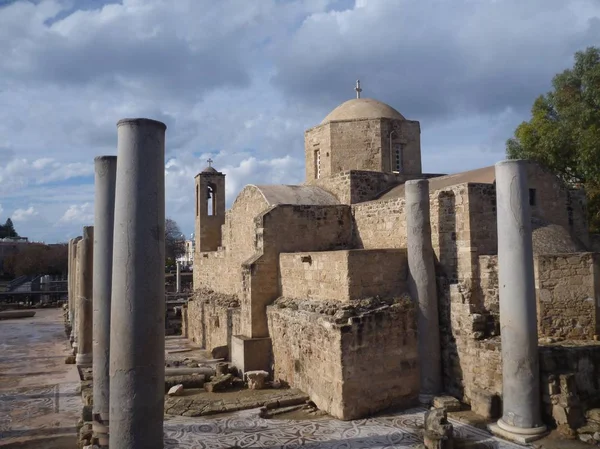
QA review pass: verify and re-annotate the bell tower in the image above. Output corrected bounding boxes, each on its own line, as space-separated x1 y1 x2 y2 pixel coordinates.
194 159 225 252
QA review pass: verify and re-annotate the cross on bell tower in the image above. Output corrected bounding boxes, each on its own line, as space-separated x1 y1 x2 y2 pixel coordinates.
355 79 362 99
207 158 213 167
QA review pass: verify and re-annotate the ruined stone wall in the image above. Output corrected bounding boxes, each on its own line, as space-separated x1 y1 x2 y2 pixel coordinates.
241 205 354 337
267 297 419 420
186 290 241 353
478 255 500 320
279 249 407 302
339 300 419 419
193 186 269 296
467 184 498 256
280 251 349 302
540 342 600 422
535 253 600 340
187 298 204 347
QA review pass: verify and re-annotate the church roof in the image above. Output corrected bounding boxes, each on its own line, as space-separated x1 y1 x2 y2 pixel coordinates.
251 185 339 206
202 166 218 173
321 98 405 124
377 166 496 200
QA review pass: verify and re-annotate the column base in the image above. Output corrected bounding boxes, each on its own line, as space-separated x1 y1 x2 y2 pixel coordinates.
92 413 109 448
231 335 272 375
76 353 92 366
489 420 548 445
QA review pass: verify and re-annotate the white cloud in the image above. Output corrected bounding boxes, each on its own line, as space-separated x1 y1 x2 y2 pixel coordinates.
0 203 3 218
0 0 597 243
59 203 94 225
12 206 39 222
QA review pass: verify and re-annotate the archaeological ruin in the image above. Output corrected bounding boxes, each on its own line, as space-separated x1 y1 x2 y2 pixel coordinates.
186 93 600 443
54 92 600 448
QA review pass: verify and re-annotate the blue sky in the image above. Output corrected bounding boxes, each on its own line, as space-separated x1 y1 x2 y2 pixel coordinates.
0 0 599 243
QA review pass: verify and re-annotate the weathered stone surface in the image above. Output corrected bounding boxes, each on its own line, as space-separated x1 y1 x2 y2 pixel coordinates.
268 296 418 420
215 362 229 376
246 370 268 390
168 384 184 396
205 374 233 393
423 408 453 449
164 388 309 417
587 409 600 423
432 396 461 412
165 374 205 392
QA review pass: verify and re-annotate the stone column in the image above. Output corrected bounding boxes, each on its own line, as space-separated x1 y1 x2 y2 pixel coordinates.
72 237 82 351
405 179 442 403
490 160 546 443
69 237 81 343
109 118 166 449
92 156 117 447
76 226 94 366
176 261 181 293
68 239 73 325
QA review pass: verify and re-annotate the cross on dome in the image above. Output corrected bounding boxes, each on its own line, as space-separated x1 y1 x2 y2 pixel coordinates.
207 158 213 167
355 79 362 99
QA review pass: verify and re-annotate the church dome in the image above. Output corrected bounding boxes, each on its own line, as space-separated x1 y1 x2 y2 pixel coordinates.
321 98 405 124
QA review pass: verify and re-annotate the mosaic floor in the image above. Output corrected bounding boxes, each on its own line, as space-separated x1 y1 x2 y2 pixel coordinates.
0 309 81 447
0 308 524 448
164 407 522 449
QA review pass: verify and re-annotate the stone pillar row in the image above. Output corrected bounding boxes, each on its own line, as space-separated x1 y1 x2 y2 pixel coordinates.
68 118 166 449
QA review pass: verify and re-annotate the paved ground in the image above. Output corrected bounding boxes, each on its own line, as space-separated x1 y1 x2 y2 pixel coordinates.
0 307 577 449
0 308 80 448
163 407 523 448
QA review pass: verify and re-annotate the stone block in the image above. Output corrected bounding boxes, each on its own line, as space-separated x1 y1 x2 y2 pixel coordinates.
211 345 228 360
167 384 184 396
204 374 233 392
231 335 272 374
246 370 269 390
433 396 461 412
470 388 501 419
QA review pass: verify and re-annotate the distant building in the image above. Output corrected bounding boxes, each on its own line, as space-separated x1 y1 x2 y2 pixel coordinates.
176 234 195 268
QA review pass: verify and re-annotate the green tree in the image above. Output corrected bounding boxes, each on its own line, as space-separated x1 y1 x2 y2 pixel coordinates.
165 218 186 266
0 218 19 238
507 46 600 231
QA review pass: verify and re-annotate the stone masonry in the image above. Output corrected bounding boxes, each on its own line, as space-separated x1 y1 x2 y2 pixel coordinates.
188 94 600 425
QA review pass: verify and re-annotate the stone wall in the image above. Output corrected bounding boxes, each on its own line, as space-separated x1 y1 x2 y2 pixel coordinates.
329 120 384 174
540 342 600 423
379 119 422 175
186 290 241 354
279 249 407 302
268 296 419 420
304 123 331 181
535 253 600 340
352 198 406 249
193 185 270 296
240 204 354 338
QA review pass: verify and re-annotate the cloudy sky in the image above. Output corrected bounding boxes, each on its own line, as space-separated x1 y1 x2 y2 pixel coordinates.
0 0 599 243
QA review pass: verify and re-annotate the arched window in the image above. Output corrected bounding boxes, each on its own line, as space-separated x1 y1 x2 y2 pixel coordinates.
394 144 403 172
207 184 216 216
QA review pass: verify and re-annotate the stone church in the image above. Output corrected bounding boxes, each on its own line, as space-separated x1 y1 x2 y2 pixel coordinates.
187 90 600 425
